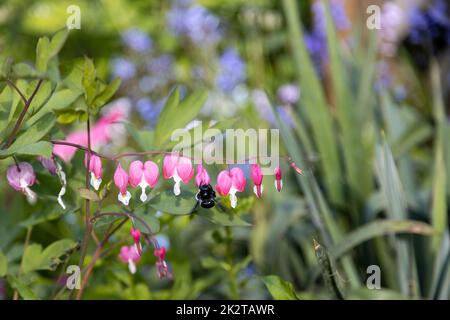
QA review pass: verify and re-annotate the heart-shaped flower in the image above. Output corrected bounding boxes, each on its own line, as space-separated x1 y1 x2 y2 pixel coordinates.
195 164 210 187
7 162 37 204
129 160 159 202
85 153 102 190
114 163 131 205
251 164 263 198
163 154 194 196
119 245 141 274
216 167 246 208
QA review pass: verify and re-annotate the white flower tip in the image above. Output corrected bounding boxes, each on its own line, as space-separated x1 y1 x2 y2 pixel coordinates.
118 191 131 206
90 173 102 191
57 196 66 210
140 188 148 202
230 193 237 208
173 182 181 196
24 187 37 205
128 260 137 274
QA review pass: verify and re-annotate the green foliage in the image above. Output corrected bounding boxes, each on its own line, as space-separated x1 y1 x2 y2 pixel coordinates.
262 275 300 300
22 239 79 273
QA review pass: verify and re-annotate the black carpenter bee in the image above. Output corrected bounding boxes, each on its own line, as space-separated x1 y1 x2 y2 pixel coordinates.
195 184 216 209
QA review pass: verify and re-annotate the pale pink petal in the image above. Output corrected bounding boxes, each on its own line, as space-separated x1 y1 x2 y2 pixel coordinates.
144 161 159 188
177 156 194 184
114 164 129 195
128 161 144 188
163 154 178 179
230 167 246 192
195 164 210 187
216 170 232 196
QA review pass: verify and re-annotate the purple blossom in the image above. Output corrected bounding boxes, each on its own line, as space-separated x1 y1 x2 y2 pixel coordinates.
136 98 165 128
110 57 136 80
407 0 450 51
277 84 300 105
215 48 246 93
304 0 351 75
167 2 222 47
121 28 152 53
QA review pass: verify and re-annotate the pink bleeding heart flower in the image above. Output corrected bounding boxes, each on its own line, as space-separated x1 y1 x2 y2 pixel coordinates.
53 104 129 162
128 160 159 202
216 167 246 208
119 245 141 274
130 228 142 256
195 164 210 187
163 154 194 196
154 246 171 279
84 153 103 191
114 164 131 205
274 166 283 192
251 164 263 198
7 162 37 204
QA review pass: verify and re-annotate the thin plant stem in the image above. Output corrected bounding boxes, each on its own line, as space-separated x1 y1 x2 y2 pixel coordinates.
2 79 43 149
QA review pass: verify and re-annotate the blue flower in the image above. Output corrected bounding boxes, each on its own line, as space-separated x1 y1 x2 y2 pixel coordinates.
121 28 152 53
407 0 450 51
136 97 165 128
110 57 136 80
304 0 351 75
215 48 246 93
167 2 222 47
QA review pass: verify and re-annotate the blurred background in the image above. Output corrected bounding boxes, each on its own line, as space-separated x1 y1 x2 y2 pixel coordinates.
0 0 449 299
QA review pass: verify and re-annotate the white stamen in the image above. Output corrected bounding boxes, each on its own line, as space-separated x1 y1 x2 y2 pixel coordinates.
118 191 131 206
56 162 67 210
173 172 182 196
24 187 37 205
229 187 238 208
274 179 283 191
253 185 264 197
133 243 142 256
90 172 102 191
138 179 149 202
128 259 137 274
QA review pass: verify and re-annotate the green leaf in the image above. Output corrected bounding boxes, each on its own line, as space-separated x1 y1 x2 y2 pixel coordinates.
282 0 343 205
0 250 7 277
134 210 160 234
36 37 50 73
12 63 40 78
22 239 79 273
261 275 300 300
154 89 207 148
374 140 411 295
27 89 81 126
331 219 434 259
12 141 52 158
49 29 69 59
149 190 195 215
92 78 121 109
197 207 251 227
19 209 70 228
79 188 100 202
7 275 39 300
82 57 97 106
9 113 55 150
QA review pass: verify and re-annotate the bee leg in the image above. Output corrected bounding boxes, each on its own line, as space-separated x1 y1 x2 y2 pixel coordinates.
190 201 200 214
216 201 227 213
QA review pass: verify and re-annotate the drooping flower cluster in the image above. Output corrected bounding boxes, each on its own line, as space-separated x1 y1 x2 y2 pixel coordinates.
167 0 222 47
118 224 171 278
112 154 283 209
